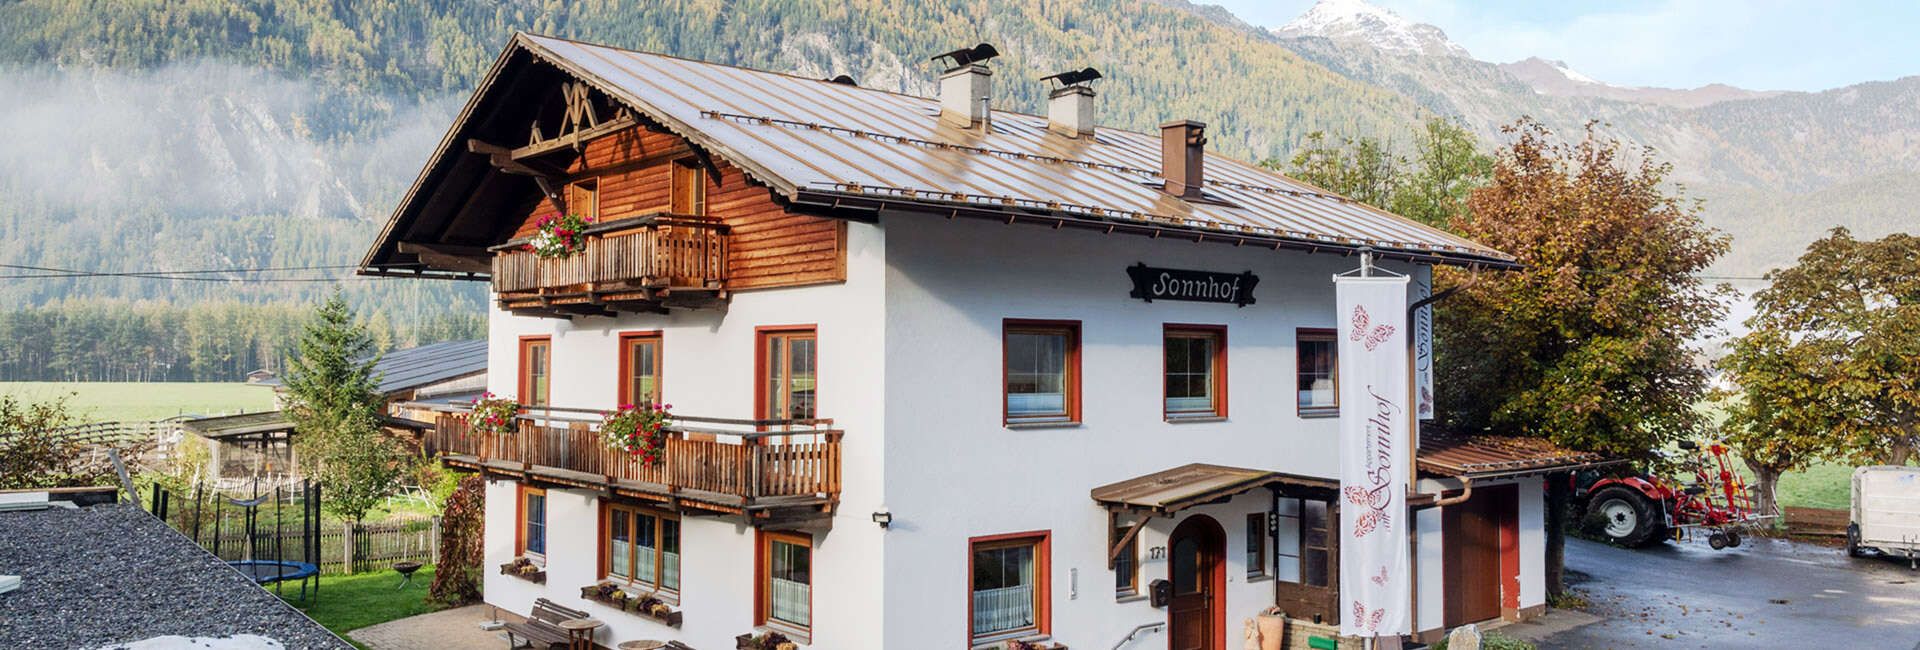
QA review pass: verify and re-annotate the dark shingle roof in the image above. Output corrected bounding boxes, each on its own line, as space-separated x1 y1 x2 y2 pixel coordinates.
257 339 486 397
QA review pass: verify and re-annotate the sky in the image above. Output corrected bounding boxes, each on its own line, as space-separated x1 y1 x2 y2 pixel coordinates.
1212 0 1920 92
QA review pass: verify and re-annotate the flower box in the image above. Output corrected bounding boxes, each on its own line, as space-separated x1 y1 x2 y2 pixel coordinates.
1002 640 1067 650
736 632 798 650
499 558 546 584
579 583 683 628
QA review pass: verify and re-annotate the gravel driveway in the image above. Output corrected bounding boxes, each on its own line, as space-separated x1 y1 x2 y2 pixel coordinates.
1519 536 1920 649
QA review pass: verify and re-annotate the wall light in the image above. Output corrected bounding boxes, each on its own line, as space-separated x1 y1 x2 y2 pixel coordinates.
871 509 893 529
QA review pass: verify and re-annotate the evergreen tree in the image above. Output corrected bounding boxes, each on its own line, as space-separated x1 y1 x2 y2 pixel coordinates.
283 291 401 524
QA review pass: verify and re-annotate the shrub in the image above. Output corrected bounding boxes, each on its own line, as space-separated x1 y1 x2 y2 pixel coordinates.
429 474 485 605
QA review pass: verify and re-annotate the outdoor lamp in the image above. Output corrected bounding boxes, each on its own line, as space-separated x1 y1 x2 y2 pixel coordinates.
871 509 892 529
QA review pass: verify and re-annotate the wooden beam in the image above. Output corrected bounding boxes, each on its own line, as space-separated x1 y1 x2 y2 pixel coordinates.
467 139 567 215
397 242 491 274
1108 513 1150 569
512 115 637 161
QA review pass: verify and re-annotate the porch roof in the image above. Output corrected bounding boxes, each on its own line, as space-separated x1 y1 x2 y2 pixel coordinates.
178 411 293 439
1090 463 1337 516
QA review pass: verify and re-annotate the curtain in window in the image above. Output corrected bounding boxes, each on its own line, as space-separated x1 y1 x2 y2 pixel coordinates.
1297 337 1336 408
769 539 811 626
1165 334 1215 413
1006 332 1068 417
972 544 1036 635
609 510 631 579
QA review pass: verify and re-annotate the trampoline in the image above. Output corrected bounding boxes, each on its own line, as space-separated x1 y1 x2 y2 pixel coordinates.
230 560 320 601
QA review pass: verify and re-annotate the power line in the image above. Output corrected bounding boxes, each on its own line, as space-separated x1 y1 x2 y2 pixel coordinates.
0 262 421 282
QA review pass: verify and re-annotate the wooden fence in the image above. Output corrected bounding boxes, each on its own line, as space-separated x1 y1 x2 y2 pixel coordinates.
157 482 443 575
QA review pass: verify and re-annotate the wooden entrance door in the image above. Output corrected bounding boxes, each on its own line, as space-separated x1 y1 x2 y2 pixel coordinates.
1273 498 1339 624
1168 515 1224 650
1443 483 1518 626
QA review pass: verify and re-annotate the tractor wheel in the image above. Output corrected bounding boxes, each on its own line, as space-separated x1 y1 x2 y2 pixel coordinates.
1725 530 1742 548
1709 532 1729 550
1846 524 1864 558
1589 486 1663 547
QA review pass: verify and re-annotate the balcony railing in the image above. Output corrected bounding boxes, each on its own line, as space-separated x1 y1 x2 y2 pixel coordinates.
428 405 841 514
491 213 728 313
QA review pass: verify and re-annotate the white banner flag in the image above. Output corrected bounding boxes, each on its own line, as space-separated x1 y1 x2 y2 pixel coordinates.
1335 274 1412 637
1412 267 1435 421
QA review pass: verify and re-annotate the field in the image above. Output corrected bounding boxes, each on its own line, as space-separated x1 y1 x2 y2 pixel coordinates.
0 381 277 422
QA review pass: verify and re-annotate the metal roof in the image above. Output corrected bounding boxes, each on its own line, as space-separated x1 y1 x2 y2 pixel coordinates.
1418 433 1614 478
257 339 486 396
179 411 293 439
1091 463 1337 515
361 34 1515 274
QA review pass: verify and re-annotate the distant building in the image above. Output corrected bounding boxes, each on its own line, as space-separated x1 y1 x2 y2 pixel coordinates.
183 339 486 481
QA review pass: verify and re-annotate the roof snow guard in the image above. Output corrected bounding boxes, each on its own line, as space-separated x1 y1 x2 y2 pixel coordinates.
360 33 1516 277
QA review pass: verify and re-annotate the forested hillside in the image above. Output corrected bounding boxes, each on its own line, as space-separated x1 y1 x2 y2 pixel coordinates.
0 0 1440 379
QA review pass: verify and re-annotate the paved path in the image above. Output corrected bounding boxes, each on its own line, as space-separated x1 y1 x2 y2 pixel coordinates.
349 604 523 650
1514 536 1920 649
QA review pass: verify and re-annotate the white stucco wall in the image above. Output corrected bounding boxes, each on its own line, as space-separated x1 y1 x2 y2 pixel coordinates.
479 220 890 649
879 214 1425 649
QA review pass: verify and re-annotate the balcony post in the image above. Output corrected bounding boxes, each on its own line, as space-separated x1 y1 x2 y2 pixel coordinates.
746 436 763 500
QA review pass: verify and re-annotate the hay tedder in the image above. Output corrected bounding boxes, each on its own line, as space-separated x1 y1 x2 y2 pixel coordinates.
1578 440 1777 549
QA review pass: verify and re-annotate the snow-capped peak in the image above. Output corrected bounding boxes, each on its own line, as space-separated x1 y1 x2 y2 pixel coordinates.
1543 59 1601 85
1275 0 1471 59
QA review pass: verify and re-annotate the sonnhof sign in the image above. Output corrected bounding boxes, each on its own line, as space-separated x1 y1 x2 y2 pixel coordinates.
1125 263 1259 307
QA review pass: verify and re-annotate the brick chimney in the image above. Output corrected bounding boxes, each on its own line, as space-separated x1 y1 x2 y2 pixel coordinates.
1160 120 1207 199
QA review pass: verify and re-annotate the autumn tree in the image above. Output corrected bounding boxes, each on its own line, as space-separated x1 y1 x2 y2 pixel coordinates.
0 394 91 489
284 292 402 524
1437 119 1731 459
1270 117 1490 231
1720 229 1920 481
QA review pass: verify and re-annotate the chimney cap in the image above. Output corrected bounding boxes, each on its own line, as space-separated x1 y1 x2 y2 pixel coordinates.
931 43 1000 72
1160 119 1207 130
1041 67 1103 88
825 74 858 86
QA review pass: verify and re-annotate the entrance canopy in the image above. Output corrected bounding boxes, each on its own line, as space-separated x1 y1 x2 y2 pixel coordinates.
1091 463 1337 517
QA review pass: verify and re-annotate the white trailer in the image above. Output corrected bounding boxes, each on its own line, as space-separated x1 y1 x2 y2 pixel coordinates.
1849 466 1920 568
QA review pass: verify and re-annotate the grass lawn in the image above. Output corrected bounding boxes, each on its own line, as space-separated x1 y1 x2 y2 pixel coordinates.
282 565 446 645
0 381 277 422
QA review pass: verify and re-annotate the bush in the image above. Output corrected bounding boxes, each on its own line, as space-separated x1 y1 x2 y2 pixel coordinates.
429 474 485 605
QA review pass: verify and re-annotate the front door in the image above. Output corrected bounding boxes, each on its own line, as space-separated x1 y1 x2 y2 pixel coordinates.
1168 515 1224 650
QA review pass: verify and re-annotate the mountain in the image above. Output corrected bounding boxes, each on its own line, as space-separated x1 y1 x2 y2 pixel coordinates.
0 0 1429 315
1275 0 1470 58
1268 0 1920 276
1498 57 1785 109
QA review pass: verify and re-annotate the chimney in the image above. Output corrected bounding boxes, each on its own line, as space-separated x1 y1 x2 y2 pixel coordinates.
1041 67 1102 138
1160 120 1208 199
931 43 1000 129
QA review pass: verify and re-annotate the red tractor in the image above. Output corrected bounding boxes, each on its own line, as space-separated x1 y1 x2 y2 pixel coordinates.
1579 439 1774 549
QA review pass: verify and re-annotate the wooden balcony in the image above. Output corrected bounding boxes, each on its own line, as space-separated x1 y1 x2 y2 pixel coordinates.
491 213 729 318
428 406 842 528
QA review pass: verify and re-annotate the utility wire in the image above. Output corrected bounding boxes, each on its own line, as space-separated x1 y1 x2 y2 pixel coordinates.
0 262 422 282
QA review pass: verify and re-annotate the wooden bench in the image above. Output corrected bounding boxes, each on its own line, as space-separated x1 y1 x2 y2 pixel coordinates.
506 598 591 649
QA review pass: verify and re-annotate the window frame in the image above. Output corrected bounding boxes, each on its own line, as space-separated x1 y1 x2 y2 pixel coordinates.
599 500 681 600
617 331 664 408
518 335 552 407
671 158 708 216
568 178 600 221
1296 328 1339 417
755 326 819 423
967 531 1052 645
516 485 547 561
1246 512 1269 579
756 530 814 637
1001 319 1082 426
1163 324 1228 420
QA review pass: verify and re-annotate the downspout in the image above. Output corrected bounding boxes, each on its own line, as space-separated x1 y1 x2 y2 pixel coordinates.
1432 475 1475 507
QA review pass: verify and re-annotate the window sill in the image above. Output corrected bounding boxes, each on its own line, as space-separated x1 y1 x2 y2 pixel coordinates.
1297 408 1339 419
1246 574 1273 583
1005 420 1082 430
970 632 1059 650
1164 414 1226 423
499 559 546 584
1114 593 1149 604
748 623 811 646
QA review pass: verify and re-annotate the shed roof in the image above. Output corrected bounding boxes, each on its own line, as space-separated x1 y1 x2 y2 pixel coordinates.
362 33 1516 276
1418 433 1615 478
179 411 293 439
1091 463 1337 515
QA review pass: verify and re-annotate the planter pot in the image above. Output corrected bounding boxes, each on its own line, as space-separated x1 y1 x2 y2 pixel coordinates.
499 561 546 584
582 585 683 628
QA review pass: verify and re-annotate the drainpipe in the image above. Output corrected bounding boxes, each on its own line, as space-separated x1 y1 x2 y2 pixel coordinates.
1431 475 1475 507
